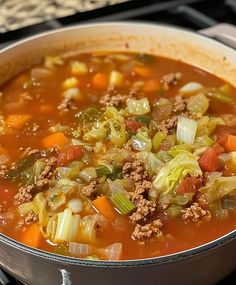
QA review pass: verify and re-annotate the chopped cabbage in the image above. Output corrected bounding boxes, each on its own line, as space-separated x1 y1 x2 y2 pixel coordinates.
127 98 150 115
131 132 152 152
153 152 202 195
137 151 164 175
187 93 209 118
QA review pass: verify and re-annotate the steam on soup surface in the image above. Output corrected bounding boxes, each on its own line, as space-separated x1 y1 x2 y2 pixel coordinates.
1 52 236 260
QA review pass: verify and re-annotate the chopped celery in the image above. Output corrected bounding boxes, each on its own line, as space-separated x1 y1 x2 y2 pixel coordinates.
54 208 81 243
83 126 108 142
56 178 77 195
156 150 172 163
107 119 126 147
109 71 124 87
111 192 136 215
168 144 192 157
79 167 97 182
127 98 150 115
200 175 236 203
76 107 102 123
71 61 88 75
49 124 70 133
196 116 225 136
173 194 192 206
187 93 209 117
137 151 164 175
131 132 152 152
194 135 214 148
177 116 197 144
95 165 113 177
222 198 236 210
166 205 182 218
152 132 167 153
207 87 234 104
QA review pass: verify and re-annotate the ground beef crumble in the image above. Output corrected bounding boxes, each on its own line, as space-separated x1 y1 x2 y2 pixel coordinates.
122 160 149 182
161 72 182 90
173 95 187 113
58 97 77 112
132 219 163 241
182 203 212 223
81 181 98 198
16 210 38 228
156 116 177 134
14 156 57 205
129 194 156 224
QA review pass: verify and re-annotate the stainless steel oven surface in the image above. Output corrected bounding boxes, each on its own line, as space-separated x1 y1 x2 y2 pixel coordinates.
1 1 236 284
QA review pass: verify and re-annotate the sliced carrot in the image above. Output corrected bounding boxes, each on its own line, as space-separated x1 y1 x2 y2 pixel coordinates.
134 66 152 78
224 135 236 152
92 196 116 223
92 73 108 89
142 79 160 92
42 132 69 149
39 104 53 114
21 223 42 248
6 114 31 129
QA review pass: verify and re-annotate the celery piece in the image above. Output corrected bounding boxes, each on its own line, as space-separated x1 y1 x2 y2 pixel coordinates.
173 194 192 206
95 165 113 177
168 144 192 158
111 192 136 215
76 107 102 123
131 132 152 152
187 93 209 117
152 132 167 153
156 150 172 163
79 167 97 182
207 89 233 104
49 124 70 133
127 98 150 115
166 205 182 218
137 151 164 175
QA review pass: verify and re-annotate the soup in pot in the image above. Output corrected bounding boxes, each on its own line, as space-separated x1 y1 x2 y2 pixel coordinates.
1 52 236 260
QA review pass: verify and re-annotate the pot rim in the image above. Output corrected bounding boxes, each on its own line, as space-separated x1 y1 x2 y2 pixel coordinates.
1 21 236 267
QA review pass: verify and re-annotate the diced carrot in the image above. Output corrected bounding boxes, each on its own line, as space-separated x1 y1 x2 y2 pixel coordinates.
142 79 160 92
42 132 69 149
176 177 202 195
92 73 108 89
39 104 53 114
6 114 31 129
125 120 144 132
133 67 152 78
223 135 236 152
57 145 84 166
198 147 221 172
21 223 42 248
92 196 116 223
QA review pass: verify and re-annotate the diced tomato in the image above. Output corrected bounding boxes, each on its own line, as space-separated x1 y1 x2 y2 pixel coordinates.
198 147 221 172
212 143 225 155
175 177 202 195
125 120 144 132
57 145 84 166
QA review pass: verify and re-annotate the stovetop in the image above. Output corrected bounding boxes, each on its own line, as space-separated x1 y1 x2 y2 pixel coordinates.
1 0 236 284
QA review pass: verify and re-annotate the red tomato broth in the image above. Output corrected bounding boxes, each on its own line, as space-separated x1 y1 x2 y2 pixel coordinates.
0 52 236 260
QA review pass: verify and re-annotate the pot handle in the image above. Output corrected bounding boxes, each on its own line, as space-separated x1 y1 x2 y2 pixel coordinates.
199 23 236 49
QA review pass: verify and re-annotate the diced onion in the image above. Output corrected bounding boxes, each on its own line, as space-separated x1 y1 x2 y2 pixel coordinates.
109 71 124 87
179 82 203 95
67 199 83 214
97 243 122 260
176 116 197 144
69 242 92 257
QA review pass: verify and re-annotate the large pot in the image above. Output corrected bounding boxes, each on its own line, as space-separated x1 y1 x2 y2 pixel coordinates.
1 22 236 285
